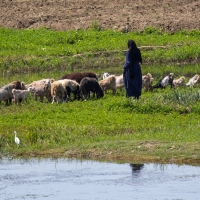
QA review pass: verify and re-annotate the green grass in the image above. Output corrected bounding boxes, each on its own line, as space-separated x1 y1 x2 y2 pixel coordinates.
0 87 200 163
0 27 199 74
0 27 200 164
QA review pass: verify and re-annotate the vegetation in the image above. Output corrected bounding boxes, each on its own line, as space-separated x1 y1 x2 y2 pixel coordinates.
0 27 199 74
0 27 200 164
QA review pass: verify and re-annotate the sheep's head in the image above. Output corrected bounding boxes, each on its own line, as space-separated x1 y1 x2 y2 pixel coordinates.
181 76 186 80
193 74 199 80
102 72 110 79
96 87 104 98
147 73 152 78
196 75 200 83
12 88 16 94
27 87 34 92
168 73 174 80
21 82 26 90
44 80 51 90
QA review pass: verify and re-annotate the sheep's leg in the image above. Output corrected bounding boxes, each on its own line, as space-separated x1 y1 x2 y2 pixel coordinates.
92 91 95 98
149 85 154 91
66 92 70 101
77 94 81 100
153 83 162 89
73 91 77 101
51 96 55 104
63 91 69 102
15 98 19 105
47 95 52 102
65 87 71 101
9 98 12 105
76 88 81 100
40 96 44 102
170 82 175 88
34 94 37 101
81 89 87 100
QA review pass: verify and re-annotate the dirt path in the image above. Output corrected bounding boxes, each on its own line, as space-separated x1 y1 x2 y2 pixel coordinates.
0 0 199 32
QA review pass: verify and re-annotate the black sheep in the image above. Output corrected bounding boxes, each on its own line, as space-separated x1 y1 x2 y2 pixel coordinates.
79 77 104 100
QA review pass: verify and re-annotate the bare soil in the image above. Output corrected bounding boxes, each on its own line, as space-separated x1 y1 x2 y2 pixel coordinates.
0 0 199 32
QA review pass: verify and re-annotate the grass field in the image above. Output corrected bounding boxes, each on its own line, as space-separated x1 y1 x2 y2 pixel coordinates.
0 27 199 74
0 27 200 164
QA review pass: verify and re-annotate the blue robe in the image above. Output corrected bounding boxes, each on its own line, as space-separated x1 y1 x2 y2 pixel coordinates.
123 51 142 98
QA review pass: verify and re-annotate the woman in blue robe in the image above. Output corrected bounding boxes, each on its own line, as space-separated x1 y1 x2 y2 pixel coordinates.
123 40 142 99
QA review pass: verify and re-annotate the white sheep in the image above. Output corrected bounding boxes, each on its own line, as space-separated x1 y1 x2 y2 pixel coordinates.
26 78 55 88
186 74 199 87
12 89 30 105
173 76 186 87
153 73 174 89
51 82 67 104
28 79 52 102
102 72 111 79
115 74 124 90
0 84 16 105
54 79 80 100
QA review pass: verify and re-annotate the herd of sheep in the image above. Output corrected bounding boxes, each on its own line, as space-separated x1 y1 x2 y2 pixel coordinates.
0 71 200 106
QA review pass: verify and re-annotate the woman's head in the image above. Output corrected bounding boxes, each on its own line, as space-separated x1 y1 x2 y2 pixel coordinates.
128 40 137 51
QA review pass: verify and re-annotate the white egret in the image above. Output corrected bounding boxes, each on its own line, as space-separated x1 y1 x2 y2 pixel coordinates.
14 131 20 145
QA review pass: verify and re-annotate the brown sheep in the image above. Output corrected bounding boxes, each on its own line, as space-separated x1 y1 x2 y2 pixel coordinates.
102 73 124 91
11 81 26 90
81 72 98 80
99 75 116 94
60 71 98 84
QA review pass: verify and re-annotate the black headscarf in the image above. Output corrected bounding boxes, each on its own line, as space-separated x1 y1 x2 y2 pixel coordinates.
128 40 137 51
127 39 142 64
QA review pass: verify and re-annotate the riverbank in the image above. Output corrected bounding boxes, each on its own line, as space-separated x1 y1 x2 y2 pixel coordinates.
1 94 200 165
9 140 200 165
0 28 200 165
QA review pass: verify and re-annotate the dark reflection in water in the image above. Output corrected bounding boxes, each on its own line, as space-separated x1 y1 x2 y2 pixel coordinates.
0 157 200 200
130 163 144 172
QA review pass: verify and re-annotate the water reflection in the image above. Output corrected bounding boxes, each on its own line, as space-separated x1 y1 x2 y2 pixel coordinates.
0 157 200 200
130 163 144 172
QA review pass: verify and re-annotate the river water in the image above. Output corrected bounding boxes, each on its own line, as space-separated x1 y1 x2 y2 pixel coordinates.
0 157 200 200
